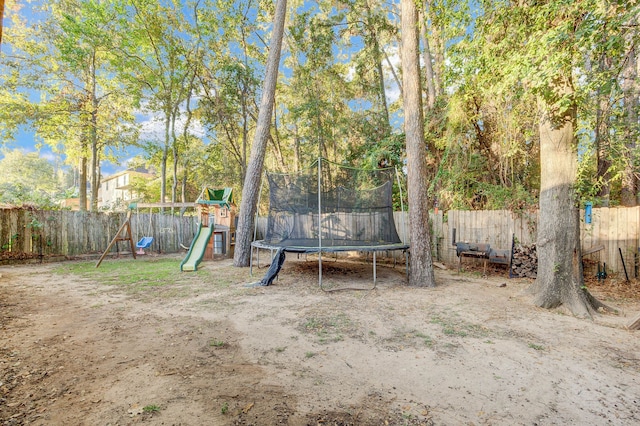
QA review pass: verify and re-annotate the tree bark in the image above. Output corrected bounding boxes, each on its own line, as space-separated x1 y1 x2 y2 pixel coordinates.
171 105 179 205
529 77 602 318
401 0 436 287
595 94 611 206
233 0 287 267
621 43 638 206
79 155 87 212
591 51 612 205
89 53 100 212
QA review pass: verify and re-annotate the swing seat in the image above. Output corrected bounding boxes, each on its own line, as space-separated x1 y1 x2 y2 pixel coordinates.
136 236 154 249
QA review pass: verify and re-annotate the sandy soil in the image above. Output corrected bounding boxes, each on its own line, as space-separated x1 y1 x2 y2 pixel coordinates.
1 255 639 425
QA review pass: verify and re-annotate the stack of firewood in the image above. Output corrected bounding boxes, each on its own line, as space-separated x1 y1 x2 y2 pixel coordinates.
510 243 537 278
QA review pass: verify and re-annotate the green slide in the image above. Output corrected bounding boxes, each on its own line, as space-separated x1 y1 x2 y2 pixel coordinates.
180 223 214 271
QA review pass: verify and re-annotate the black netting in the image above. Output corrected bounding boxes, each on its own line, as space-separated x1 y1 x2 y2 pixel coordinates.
263 159 403 248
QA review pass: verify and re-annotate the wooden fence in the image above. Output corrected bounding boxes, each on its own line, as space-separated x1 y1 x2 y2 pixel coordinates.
441 208 640 276
0 207 199 263
3 206 639 275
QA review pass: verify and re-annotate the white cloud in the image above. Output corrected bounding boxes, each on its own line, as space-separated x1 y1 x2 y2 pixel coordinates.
136 102 206 142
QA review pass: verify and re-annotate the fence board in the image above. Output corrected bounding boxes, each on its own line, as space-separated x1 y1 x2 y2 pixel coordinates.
0 208 200 262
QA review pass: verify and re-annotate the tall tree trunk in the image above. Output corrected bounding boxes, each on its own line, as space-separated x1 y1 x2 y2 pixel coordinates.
621 43 638 206
530 77 607 318
294 124 301 172
384 49 402 99
373 34 390 132
0 0 5 46
595 93 611 206
419 9 436 110
89 54 99 212
161 109 171 204
171 105 179 205
180 163 188 203
240 89 249 186
425 0 443 98
269 106 287 171
233 0 287 267
401 0 436 287
90 121 98 211
364 0 390 132
79 155 87 212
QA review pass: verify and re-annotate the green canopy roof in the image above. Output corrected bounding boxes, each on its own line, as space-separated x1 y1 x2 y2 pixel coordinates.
197 187 233 208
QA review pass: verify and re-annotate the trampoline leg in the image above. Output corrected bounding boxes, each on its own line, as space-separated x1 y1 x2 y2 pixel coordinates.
318 251 323 289
373 251 377 285
250 245 254 276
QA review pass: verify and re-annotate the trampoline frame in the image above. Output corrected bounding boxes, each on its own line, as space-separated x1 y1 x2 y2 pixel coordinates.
250 158 410 291
250 240 409 291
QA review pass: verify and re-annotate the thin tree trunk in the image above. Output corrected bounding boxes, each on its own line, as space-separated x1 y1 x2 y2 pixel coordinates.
401 0 436 287
424 0 443 98
373 34 390 132
89 53 99 212
595 94 611 206
233 0 287 267
621 43 637 206
419 9 436 110
161 109 171 204
294 124 301 172
383 49 402 100
79 155 87 212
171 105 179 205
181 163 188 203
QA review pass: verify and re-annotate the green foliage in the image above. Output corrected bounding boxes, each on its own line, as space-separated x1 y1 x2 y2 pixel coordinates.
0 149 66 207
2 0 638 213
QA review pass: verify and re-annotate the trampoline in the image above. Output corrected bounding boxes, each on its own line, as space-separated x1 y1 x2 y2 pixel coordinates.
250 158 409 290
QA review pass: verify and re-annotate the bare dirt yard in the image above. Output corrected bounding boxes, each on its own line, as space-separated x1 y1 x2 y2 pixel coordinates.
1 254 639 425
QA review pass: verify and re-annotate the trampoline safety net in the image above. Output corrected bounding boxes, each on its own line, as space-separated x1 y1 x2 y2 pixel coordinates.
262 158 403 250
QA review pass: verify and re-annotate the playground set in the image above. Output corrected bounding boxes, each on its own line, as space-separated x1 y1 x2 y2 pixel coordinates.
180 188 236 271
95 188 236 271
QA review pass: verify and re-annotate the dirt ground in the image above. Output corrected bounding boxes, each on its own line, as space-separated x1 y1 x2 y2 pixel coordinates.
1 254 639 426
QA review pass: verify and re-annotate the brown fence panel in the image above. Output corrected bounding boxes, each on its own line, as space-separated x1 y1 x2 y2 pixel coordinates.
2 206 640 274
0 208 200 261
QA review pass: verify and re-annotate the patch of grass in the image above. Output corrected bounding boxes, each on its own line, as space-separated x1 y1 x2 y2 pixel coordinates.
300 313 356 344
305 351 317 358
209 338 226 348
143 404 161 413
379 328 436 351
430 314 489 339
56 258 185 288
221 402 229 415
528 343 545 351
275 346 286 353
412 331 434 347
53 258 220 297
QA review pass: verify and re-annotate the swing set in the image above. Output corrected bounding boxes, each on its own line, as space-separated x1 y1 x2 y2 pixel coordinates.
94 204 163 268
